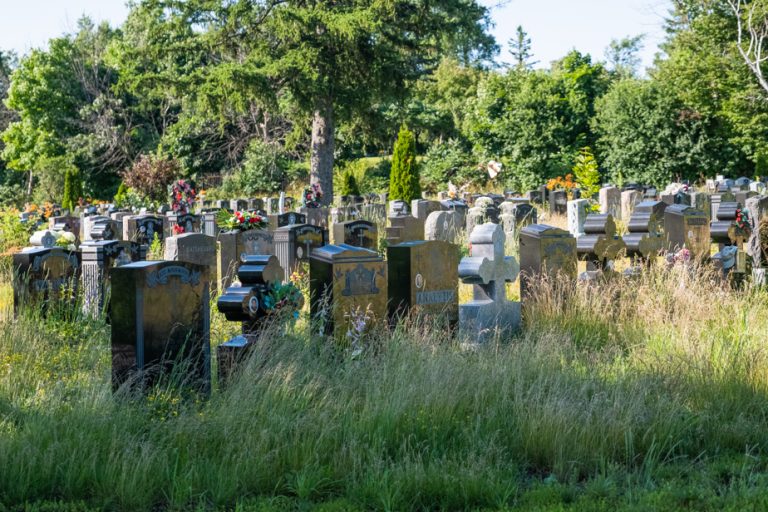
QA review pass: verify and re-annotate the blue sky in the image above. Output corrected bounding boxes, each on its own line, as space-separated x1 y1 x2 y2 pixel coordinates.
1 0 672 72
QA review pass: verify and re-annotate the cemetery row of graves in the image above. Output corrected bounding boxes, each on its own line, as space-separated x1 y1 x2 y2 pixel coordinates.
9 173 768 392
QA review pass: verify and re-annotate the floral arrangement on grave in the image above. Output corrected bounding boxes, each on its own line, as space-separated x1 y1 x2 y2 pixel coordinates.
302 183 324 208
546 174 578 199
666 247 691 267
217 210 268 232
54 231 77 251
447 181 469 200
263 281 304 317
172 224 186 235
170 179 196 214
735 208 751 234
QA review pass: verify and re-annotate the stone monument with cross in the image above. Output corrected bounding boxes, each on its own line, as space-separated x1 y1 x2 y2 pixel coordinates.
458 223 520 343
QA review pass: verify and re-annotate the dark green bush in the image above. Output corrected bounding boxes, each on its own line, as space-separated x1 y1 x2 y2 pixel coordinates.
388 125 421 202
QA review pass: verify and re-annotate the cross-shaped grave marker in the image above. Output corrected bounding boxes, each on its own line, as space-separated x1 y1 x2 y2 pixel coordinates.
458 223 520 343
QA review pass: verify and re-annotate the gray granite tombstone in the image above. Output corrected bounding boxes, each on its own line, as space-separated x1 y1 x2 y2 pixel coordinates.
81 241 143 316
664 204 710 260
519 224 577 302
458 224 520 342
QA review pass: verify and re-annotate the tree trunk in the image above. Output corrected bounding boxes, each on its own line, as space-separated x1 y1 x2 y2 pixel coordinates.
310 96 335 206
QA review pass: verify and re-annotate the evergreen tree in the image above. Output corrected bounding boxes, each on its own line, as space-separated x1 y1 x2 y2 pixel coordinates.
340 169 360 196
508 26 537 70
389 126 421 202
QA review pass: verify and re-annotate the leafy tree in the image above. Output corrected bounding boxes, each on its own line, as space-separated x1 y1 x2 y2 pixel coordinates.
508 26 537 70
2 18 132 199
220 139 288 196
594 79 729 186
389 125 421 202
149 0 496 204
605 35 645 77
464 51 609 190
121 153 179 202
571 147 600 198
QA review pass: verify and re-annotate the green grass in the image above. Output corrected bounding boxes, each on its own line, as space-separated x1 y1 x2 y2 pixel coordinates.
2 263 768 511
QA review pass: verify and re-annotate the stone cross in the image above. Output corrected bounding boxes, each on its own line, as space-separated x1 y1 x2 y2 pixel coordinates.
458 223 520 343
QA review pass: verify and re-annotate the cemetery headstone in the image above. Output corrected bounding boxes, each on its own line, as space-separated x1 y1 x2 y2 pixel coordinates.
576 214 625 271
549 190 567 215
599 186 620 218
567 199 590 238
387 240 459 324
12 247 80 316
519 224 577 302
333 219 378 250
217 229 275 290
124 215 164 245
458 224 520 342
274 223 329 275
111 261 211 393
621 190 642 222
81 241 143 316
664 204 710 260
309 244 387 337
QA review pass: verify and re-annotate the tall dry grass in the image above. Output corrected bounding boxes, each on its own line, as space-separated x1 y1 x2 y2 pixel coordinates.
1 261 768 510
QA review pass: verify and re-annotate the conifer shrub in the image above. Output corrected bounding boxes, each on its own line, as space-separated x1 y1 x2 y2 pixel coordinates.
388 125 421 202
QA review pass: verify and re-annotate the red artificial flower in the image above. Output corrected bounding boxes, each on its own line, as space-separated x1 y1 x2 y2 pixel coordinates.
249 217 257 224
173 224 185 235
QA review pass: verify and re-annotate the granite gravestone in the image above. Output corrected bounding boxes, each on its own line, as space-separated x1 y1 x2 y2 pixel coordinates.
164 233 217 287
310 244 387 337
111 261 210 393
624 201 666 265
12 247 80 316
519 225 577 303
166 213 201 236
745 196 768 269
216 255 287 386
268 211 307 231
411 200 443 224
300 207 330 229
124 215 165 245
385 212 423 245
274 223 328 275
599 186 620 218
690 192 712 221
621 190 642 222
458 224 520 342
576 214 626 271
387 240 459 324
217 229 275 290
567 199 590 238
333 220 378 250
664 204 710 260
424 211 461 243
81 240 143 316
549 190 567 215
229 199 248 212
